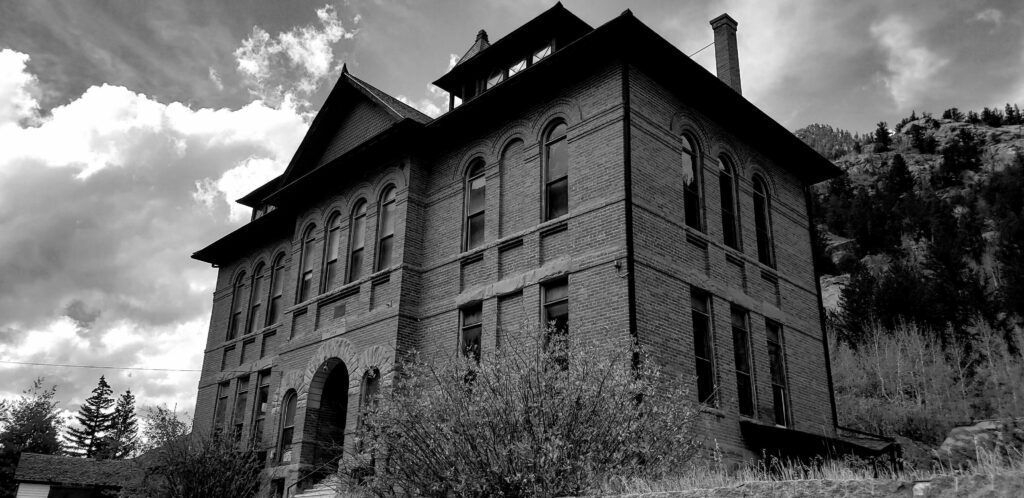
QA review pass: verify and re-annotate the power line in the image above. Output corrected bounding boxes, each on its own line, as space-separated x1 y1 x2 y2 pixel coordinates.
689 41 714 57
0 359 203 373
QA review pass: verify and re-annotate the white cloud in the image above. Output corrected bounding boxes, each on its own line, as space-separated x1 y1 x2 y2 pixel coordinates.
0 49 308 410
870 16 949 110
234 4 358 103
0 49 41 127
973 8 1004 27
397 90 444 118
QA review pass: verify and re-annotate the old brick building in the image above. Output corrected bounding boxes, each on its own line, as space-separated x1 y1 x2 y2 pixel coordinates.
192 4 855 493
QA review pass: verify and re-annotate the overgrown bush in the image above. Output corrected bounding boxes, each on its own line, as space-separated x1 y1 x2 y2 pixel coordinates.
350 330 701 497
122 407 262 498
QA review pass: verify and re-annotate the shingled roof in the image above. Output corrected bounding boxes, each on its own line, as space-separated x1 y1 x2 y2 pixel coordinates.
15 453 141 488
455 29 491 66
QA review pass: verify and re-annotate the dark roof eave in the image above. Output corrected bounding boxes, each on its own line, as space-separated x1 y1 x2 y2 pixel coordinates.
191 206 291 265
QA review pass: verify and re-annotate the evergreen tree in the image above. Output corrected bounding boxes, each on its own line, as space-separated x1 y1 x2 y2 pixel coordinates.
102 390 139 459
0 379 64 498
981 106 1004 127
65 376 115 458
884 154 914 197
873 121 892 152
942 107 964 121
967 110 981 124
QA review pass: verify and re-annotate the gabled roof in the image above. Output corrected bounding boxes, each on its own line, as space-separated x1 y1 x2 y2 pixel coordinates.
455 30 491 67
266 66 430 202
15 453 141 488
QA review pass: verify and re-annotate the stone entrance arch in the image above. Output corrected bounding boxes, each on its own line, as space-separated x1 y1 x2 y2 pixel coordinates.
304 357 350 467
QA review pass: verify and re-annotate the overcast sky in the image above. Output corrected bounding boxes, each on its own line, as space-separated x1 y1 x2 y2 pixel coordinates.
1 0 1022 417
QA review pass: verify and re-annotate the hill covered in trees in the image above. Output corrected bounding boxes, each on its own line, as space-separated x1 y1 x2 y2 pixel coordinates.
799 105 1024 460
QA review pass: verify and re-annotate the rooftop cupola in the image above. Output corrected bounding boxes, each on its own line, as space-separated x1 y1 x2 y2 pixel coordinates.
432 2 592 111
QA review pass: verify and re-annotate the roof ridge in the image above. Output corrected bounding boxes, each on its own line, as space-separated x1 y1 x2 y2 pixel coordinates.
344 72 432 123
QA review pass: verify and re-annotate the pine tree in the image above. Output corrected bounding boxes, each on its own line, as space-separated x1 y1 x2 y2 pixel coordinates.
873 121 892 152
65 376 115 458
105 390 139 459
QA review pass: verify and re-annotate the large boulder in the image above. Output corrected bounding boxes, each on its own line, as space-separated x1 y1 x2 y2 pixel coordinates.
936 419 1024 469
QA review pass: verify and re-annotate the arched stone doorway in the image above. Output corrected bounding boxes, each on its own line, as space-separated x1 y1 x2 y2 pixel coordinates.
305 357 349 468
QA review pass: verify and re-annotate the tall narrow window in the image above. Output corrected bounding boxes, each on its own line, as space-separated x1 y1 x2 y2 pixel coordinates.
766 320 791 426
323 213 341 291
691 288 715 405
731 306 754 416
719 156 740 249
227 272 246 341
251 371 270 448
682 136 703 230
214 381 230 430
232 376 250 441
266 254 285 326
357 368 380 452
279 391 297 462
542 279 569 364
460 305 482 362
347 200 367 283
753 175 776 267
297 225 316 303
246 264 265 335
376 187 397 271
464 161 486 250
544 122 568 220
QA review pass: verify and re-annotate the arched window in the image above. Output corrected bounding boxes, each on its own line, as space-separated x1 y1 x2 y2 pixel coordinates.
297 225 317 303
323 212 342 291
227 271 246 341
543 122 568 221
279 391 297 463
464 161 486 251
752 175 776 267
718 156 740 249
266 253 286 326
246 263 265 335
347 200 367 283
681 135 703 230
375 186 396 271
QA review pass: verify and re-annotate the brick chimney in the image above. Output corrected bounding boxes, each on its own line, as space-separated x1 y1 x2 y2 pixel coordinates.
710 14 741 94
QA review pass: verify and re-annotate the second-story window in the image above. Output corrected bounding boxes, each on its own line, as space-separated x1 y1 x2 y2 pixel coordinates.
347 200 367 283
753 175 776 267
375 186 396 271
464 161 486 251
266 253 285 326
246 264 264 335
279 391 297 463
323 212 341 291
297 225 316 303
719 156 740 249
544 122 568 221
682 135 703 231
227 272 246 341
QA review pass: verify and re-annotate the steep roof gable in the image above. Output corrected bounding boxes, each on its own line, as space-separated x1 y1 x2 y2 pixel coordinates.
270 67 430 197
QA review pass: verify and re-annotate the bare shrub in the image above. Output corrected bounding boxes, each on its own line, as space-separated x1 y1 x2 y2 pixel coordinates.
349 328 701 497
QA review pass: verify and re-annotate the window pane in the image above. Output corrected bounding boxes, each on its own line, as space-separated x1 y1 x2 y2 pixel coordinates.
325 261 336 290
754 180 774 266
545 302 568 331
692 311 711 360
467 214 485 250
546 177 568 220
252 275 265 305
719 172 738 248
486 70 504 89
533 44 552 63
283 395 296 425
462 306 482 326
690 291 709 315
732 328 751 374
380 201 395 237
377 236 393 269
681 150 696 186
544 282 568 304
768 341 785 385
468 176 486 214
737 374 754 416
509 59 527 76
696 359 715 404
327 227 340 261
271 263 284 295
267 298 280 326
462 324 482 361
349 249 363 282
773 386 788 426
351 212 366 250
546 136 568 180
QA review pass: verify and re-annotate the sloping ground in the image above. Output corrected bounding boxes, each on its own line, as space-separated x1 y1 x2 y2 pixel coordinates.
599 473 1024 497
